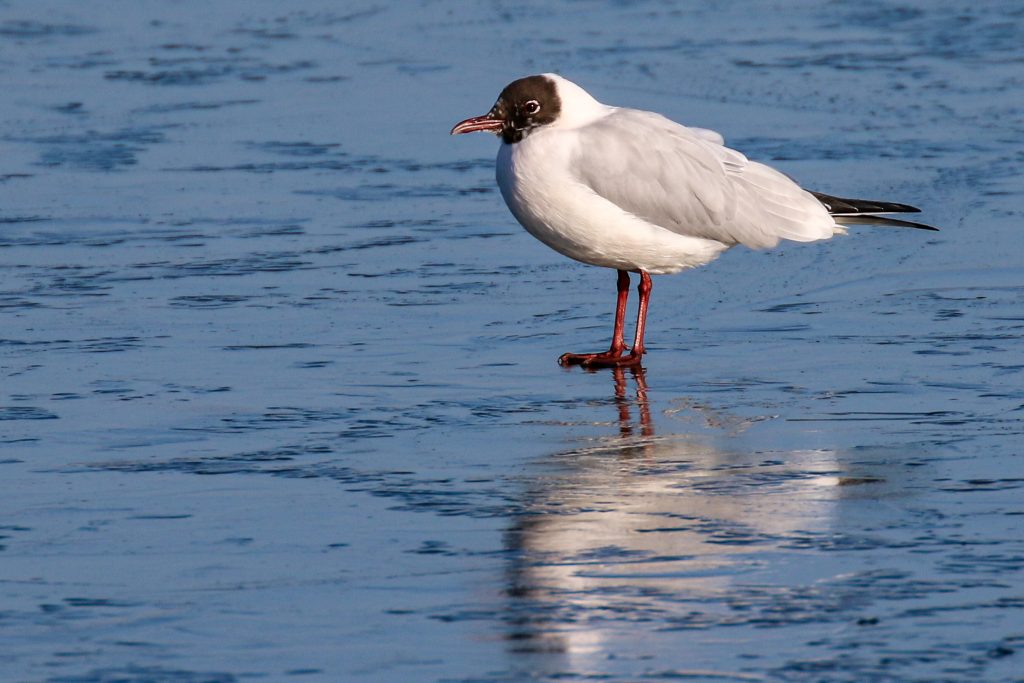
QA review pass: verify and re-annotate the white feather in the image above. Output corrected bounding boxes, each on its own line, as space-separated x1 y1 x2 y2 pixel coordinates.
496 74 843 274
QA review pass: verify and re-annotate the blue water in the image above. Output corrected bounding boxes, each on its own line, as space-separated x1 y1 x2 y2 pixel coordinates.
2 2 1023 681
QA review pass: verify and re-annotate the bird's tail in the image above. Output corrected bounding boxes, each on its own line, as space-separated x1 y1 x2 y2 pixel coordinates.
811 191 939 231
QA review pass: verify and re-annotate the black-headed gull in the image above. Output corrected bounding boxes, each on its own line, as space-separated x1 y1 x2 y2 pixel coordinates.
452 74 936 368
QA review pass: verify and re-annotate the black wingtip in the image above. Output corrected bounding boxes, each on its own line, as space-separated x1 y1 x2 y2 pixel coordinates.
836 215 939 231
811 191 923 215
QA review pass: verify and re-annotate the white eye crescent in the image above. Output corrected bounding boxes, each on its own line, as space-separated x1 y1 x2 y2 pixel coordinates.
524 100 541 115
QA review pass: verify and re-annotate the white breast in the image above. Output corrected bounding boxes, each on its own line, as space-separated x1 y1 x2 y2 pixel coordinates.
495 127 730 275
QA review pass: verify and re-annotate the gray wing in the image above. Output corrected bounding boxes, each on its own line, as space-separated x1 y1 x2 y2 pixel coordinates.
572 108 837 249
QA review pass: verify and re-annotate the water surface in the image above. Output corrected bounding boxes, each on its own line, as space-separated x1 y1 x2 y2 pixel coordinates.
2 2 1023 681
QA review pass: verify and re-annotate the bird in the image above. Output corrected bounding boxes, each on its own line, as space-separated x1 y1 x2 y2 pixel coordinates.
451 74 937 368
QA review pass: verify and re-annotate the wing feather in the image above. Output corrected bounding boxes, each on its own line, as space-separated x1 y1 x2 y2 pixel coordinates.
572 108 837 249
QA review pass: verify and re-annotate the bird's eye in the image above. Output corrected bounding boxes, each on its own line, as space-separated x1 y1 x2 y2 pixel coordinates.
524 100 541 115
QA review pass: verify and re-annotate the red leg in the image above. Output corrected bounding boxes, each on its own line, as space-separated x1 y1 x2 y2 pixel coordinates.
559 270 630 366
631 271 653 357
575 271 652 368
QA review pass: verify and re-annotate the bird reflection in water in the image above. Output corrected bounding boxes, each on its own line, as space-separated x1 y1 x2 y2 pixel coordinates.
610 365 653 443
501 367 850 673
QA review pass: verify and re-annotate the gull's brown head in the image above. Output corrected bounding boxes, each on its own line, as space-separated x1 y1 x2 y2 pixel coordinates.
451 74 562 144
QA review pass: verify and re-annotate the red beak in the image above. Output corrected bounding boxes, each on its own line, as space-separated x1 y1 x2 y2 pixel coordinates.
450 113 503 136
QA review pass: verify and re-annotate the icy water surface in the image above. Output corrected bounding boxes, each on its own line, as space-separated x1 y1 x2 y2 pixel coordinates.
2 1 1024 681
